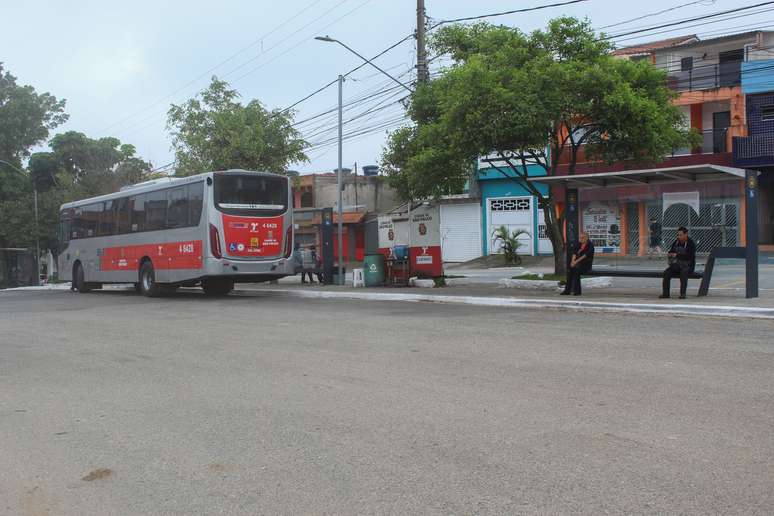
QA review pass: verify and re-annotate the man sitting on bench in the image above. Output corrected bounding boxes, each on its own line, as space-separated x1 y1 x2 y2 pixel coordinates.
660 226 696 300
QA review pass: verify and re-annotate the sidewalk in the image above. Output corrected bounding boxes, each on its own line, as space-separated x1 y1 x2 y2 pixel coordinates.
243 280 774 319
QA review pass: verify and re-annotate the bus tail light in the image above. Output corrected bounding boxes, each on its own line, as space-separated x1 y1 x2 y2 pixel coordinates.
209 224 222 259
284 225 293 258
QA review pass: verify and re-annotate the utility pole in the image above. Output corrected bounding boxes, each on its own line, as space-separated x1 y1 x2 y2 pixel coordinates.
416 0 429 83
337 74 344 285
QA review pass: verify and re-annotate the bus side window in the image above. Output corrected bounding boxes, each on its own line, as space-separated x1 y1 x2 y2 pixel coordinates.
145 190 166 231
99 200 115 236
188 182 204 226
73 208 84 239
116 197 131 234
59 210 71 243
166 186 188 228
82 203 102 238
131 194 146 232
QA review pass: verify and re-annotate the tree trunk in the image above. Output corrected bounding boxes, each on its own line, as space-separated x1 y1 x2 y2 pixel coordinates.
542 203 566 277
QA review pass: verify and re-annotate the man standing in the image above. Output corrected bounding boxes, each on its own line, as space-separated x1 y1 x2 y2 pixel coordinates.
660 226 696 299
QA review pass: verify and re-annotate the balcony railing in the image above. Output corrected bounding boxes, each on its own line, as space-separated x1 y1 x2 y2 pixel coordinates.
673 128 728 156
666 61 742 92
733 133 774 167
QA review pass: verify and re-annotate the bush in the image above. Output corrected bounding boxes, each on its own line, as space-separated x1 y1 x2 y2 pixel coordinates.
492 225 530 266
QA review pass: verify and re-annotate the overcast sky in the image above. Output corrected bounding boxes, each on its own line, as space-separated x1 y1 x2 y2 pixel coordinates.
2 0 758 175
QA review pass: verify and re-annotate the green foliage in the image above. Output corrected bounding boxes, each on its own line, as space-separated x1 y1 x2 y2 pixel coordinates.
49 131 154 197
492 225 529 266
167 77 308 176
381 17 696 274
1 134 153 250
0 63 68 164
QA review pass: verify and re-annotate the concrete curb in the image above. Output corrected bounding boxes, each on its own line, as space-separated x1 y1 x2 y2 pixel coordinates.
255 288 774 320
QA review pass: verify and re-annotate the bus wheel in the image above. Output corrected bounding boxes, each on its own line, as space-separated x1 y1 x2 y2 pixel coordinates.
74 263 91 293
139 261 160 297
201 278 234 296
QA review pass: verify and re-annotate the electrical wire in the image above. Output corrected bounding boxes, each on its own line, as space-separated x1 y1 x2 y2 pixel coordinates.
98 0 327 134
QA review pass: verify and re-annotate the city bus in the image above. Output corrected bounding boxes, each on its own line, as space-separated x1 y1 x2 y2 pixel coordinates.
58 169 294 297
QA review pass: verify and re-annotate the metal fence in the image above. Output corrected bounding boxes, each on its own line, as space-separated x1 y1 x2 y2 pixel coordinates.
733 133 774 166
666 61 741 92
647 199 739 254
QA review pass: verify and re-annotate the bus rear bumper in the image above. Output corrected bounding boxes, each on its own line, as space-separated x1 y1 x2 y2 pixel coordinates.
203 257 295 281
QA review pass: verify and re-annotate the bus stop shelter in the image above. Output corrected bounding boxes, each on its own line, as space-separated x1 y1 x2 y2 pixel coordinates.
528 164 760 298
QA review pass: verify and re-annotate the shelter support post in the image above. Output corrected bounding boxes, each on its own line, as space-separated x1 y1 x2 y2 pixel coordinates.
745 170 759 299
565 189 580 267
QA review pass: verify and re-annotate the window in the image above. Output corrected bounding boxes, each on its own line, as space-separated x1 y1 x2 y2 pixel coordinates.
59 210 71 243
214 174 287 216
99 200 115 236
300 191 313 208
762 105 774 122
491 198 531 211
145 190 167 231
116 197 131 234
81 203 102 238
680 56 693 71
188 182 204 226
166 186 188 228
130 194 146 232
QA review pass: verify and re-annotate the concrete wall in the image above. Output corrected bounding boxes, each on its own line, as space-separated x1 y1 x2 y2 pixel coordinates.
313 174 399 213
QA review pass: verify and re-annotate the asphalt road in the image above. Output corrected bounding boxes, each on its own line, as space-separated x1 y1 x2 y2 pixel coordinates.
1 289 773 515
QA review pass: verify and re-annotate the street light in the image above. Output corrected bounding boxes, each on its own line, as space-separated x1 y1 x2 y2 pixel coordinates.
315 36 414 285
0 159 40 286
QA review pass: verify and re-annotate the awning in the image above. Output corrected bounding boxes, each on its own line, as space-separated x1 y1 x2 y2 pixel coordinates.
309 211 366 225
526 164 748 190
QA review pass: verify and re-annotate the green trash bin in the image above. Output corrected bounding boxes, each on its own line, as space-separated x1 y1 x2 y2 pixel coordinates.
363 254 386 287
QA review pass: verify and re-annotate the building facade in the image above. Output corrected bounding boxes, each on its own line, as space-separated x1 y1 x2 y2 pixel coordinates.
552 30 774 255
292 170 399 262
477 158 552 256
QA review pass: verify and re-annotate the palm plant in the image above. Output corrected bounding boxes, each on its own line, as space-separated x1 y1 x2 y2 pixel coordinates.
492 225 530 265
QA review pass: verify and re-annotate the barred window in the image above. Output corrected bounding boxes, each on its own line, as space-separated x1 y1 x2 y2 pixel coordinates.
491 198 531 211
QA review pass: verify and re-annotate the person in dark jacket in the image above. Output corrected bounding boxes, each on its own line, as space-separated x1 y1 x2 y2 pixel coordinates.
561 231 595 296
660 226 696 299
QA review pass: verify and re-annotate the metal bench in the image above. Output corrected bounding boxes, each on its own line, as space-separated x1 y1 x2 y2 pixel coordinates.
581 246 746 297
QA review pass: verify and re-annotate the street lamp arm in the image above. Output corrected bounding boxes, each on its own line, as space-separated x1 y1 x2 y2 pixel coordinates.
316 36 415 93
0 159 27 176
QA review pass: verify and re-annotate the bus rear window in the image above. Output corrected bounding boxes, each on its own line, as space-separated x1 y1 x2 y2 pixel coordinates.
214 174 287 216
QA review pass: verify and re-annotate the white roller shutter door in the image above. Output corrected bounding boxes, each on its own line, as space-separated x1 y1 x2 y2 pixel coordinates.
440 203 482 262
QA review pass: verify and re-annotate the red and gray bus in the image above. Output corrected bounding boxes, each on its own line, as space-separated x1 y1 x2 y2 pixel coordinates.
58 169 294 296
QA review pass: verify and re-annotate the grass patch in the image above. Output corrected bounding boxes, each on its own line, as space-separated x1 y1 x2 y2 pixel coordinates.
511 273 565 282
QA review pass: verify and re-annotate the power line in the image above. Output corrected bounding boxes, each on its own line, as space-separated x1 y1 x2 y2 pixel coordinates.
597 0 715 30
432 0 589 26
602 1 774 40
98 0 327 134
607 5 774 42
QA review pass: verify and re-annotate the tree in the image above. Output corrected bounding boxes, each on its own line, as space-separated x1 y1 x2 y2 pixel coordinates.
0 63 68 249
381 18 696 274
167 77 308 176
2 134 154 252
0 63 68 165
49 131 154 196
